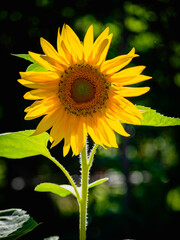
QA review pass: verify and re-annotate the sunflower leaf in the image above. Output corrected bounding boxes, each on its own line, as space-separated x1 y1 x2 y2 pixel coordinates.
0 208 39 239
44 237 60 240
26 63 48 72
35 183 78 198
136 105 180 127
0 130 51 159
89 178 109 189
12 54 35 63
12 53 48 72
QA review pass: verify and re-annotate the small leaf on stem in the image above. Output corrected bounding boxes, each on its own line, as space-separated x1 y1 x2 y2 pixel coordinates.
35 182 78 198
89 178 109 189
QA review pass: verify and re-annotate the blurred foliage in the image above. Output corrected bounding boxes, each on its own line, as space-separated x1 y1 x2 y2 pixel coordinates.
0 0 179 239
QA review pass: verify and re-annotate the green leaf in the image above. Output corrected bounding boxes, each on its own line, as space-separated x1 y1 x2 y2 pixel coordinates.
0 130 51 159
136 105 180 127
35 183 77 198
44 237 60 240
89 178 109 189
0 208 39 239
36 179 109 198
12 53 48 72
12 54 35 63
26 63 48 72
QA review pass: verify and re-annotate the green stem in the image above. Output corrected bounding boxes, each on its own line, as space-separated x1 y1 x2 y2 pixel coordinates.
47 142 98 240
79 143 98 240
80 144 88 240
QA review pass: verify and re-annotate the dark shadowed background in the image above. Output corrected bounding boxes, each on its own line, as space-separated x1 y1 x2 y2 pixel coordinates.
0 0 180 239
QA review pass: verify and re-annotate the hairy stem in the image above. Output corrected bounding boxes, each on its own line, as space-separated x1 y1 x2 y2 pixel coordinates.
80 144 89 240
79 143 98 240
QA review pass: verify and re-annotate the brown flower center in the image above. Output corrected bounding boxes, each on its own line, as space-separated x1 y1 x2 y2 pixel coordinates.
58 64 110 116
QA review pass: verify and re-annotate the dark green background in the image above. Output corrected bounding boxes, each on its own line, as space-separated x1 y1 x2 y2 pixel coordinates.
0 0 180 239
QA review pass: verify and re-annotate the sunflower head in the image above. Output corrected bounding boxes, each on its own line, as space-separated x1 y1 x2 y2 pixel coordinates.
18 24 151 156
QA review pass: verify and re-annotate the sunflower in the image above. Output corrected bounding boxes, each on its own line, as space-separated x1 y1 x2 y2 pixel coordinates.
18 24 151 156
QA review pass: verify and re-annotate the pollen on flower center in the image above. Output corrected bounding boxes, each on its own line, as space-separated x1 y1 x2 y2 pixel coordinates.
58 64 110 116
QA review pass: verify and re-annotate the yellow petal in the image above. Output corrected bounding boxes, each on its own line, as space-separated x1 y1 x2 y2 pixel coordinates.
117 97 143 119
111 65 146 79
71 117 87 156
63 114 77 156
84 25 94 61
57 27 61 54
32 109 60 135
18 79 58 89
25 96 58 111
24 91 41 100
78 119 87 155
105 118 130 137
101 48 138 74
57 27 72 64
70 116 80 155
116 86 150 97
40 55 66 72
24 104 51 120
29 51 57 71
111 74 152 85
93 27 109 49
88 27 109 63
60 40 74 65
108 93 143 120
65 24 84 62
87 117 104 147
50 109 67 148
93 34 113 66
63 142 71 157
92 38 109 65
106 106 141 125
97 116 118 148
63 115 72 156
87 126 104 147
40 37 69 66
89 114 115 148
61 24 77 64
19 71 60 82
24 88 57 100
